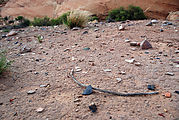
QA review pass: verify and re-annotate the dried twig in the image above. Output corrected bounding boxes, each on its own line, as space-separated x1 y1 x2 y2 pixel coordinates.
70 69 159 96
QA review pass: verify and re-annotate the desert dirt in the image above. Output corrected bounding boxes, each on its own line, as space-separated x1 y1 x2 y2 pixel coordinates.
0 20 179 120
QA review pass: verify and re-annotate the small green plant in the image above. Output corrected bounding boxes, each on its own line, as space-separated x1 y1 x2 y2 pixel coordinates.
15 16 24 21
14 16 30 28
89 15 99 21
64 11 89 29
106 5 146 22
3 29 10 32
127 5 146 20
31 16 51 26
0 51 12 75
37 35 43 43
19 18 30 27
57 12 70 24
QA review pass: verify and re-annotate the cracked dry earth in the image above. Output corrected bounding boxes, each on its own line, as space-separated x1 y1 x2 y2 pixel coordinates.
0 20 179 120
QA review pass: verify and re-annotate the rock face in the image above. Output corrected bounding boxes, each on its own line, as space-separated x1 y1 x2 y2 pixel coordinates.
1 0 179 20
166 11 179 21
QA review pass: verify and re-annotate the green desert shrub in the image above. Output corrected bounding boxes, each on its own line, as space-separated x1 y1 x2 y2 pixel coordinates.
127 5 146 20
50 12 70 26
0 51 12 75
15 16 24 21
31 16 51 26
106 5 146 22
107 7 129 21
19 18 30 27
89 15 99 21
31 12 70 26
64 10 89 29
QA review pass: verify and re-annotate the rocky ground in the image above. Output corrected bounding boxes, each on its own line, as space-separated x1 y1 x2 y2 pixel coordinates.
0 20 179 120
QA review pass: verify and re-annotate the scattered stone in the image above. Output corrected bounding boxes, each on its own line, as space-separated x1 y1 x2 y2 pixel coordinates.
40 84 48 88
91 20 98 24
125 38 130 43
118 25 125 31
94 28 99 32
134 62 141 66
159 51 163 54
71 57 75 61
175 65 179 68
14 41 18 44
145 51 149 54
131 48 137 51
174 91 179 94
34 72 39 75
0 102 3 105
130 42 139 46
165 92 171 98
158 113 165 118
75 67 82 72
146 22 152 26
175 50 179 54
163 21 173 25
140 40 152 50
163 54 168 57
64 48 70 52
172 60 179 64
147 85 155 90
27 90 36 95
36 107 44 113
45 72 48 76
74 99 81 103
160 29 164 32
13 112 17 116
164 109 168 113
151 19 158 24
104 69 112 72
82 85 93 95
116 78 122 83
6 30 17 37
83 47 90 51
125 59 135 64
165 72 174 76
2 34 6 38
89 103 97 113
82 31 88 34
75 109 79 112
120 71 126 75
72 27 80 31
20 45 32 54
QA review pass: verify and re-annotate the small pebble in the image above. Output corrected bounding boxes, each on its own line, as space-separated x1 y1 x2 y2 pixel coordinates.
104 69 112 72
165 92 171 98
146 22 152 26
120 71 126 75
160 29 164 32
147 85 155 90
131 48 137 51
116 78 122 83
40 85 47 88
125 38 130 43
174 91 179 94
135 62 141 66
36 107 44 113
175 50 179 54
83 47 90 51
125 59 135 64
89 103 97 113
27 90 36 94
165 72 174 76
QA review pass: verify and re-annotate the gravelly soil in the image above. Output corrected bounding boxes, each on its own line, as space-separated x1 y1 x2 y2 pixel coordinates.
0 20 179 120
